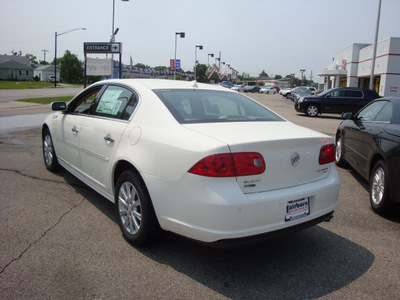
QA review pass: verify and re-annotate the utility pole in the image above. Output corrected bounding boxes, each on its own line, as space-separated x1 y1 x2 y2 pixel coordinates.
41 49 49 63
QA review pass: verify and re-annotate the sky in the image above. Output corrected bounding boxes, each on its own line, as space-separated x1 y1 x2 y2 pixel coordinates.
1 0 400 80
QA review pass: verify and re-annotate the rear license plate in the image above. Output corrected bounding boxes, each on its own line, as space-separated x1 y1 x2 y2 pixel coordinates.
285 198 310 221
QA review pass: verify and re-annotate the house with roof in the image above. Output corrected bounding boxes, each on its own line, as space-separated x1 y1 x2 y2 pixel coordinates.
33 65 59 82
0 54 33 81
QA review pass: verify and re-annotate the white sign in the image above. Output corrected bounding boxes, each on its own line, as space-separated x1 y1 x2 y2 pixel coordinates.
86 57 112 76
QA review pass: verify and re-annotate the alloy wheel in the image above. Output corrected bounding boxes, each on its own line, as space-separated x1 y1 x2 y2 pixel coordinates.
118 182 142 234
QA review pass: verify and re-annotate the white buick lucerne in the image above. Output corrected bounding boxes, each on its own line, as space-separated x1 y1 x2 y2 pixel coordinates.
42 79 340 246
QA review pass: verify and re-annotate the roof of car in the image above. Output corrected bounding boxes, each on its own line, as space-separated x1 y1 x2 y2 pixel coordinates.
93 79 231 92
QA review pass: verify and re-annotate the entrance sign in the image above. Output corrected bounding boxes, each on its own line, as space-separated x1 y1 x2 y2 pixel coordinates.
84 42 122 87
84 42 121 54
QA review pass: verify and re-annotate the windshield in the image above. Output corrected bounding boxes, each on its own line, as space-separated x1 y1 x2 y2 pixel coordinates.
153 89 284 124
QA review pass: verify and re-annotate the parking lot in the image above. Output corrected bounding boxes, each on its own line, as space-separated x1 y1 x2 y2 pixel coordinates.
0 92 399 299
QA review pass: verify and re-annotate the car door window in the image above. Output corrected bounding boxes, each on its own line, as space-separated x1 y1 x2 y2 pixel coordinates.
374 102 392 122
357 101 388 121
330 90 345 97
91 85 137 120
68 86 103 114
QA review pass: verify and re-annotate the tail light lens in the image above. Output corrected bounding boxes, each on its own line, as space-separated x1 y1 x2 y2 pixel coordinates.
189 152 265 177
319 144 335 164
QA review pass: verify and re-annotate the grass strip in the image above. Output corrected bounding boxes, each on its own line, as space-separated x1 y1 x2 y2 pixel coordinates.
15 96 73 105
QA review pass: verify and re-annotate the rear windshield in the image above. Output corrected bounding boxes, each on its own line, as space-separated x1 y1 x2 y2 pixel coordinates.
153 89 284 124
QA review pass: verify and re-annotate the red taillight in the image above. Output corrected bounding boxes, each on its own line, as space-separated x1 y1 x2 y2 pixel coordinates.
319 144 335 164
189 152 265 177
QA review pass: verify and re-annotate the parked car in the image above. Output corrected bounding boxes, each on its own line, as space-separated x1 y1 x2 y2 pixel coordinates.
291 87 313 103
42 79 339 246
295 87 380 117
307 87 316 95
259 87 277 94
243 85 253 92
231 85 245 92
280 88 293 98
335 97 400 213
272 86 280 93
245 86 261 93
46 75 57 83
220 81 233 88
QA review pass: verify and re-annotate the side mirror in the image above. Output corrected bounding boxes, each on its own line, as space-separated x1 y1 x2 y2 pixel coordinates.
51 101 66 111
342 112 353 120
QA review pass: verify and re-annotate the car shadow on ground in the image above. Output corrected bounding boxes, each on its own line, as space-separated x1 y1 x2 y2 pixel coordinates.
342 166 400 223
58 170 376 299
297 113 343 120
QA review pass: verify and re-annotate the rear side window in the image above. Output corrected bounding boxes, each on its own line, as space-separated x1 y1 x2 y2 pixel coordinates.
153 89 283 124
345 90 363 97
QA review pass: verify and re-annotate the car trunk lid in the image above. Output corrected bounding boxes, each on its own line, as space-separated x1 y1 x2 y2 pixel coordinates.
184 121 333 193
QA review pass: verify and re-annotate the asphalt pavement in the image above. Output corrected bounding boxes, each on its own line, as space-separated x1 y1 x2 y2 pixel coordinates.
0 89 399 299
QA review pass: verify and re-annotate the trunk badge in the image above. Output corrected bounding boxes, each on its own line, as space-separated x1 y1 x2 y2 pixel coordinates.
291 152 300 167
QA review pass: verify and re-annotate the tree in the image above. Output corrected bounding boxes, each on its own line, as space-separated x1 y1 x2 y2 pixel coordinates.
194 64 208 83
154 66 168 72
134 63 150 69
274 74 283 79
259 70 269 78
11 50 22 56
24 53 38 64
58 50 83 83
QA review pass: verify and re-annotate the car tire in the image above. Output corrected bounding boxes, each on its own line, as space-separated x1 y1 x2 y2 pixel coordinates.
335 134 347 167
306 105 319 117
115 170 161 246
370 160 392 214
42 129 60 172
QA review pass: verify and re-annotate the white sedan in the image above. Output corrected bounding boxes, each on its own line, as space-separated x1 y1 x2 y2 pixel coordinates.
259 87 277 94
42 79 340 246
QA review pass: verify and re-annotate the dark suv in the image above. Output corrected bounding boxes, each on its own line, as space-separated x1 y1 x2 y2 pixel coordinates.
295 87 380 117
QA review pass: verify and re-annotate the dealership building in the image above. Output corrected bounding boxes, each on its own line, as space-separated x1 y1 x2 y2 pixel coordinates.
318 37 400 97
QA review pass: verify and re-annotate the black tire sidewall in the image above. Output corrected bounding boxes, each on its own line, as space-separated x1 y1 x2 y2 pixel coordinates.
42 129 59 172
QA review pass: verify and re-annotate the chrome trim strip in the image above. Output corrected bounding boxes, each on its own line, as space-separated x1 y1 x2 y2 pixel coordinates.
80 147 109 162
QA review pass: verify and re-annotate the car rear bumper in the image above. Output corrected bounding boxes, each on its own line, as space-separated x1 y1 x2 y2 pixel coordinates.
145 166 340 243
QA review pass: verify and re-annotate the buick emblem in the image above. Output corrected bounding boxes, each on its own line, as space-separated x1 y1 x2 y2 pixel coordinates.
291 152 300 167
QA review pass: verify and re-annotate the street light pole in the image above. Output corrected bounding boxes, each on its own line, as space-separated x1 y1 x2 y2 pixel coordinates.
369 0 382 91
300 69 306 86
54 27 86 88
111 0 129 79
194 45 203 81
174 32 185 80
208 53 214 67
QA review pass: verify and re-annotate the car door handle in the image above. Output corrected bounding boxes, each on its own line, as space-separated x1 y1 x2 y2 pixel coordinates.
72 126 79 133
104 134 115 143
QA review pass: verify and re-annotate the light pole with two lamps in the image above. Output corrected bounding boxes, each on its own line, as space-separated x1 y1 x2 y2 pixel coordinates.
54 27 86 88
174 32 185 80
194 45 203 81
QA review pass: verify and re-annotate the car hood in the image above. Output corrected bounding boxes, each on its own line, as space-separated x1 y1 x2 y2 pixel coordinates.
184 121 334 193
